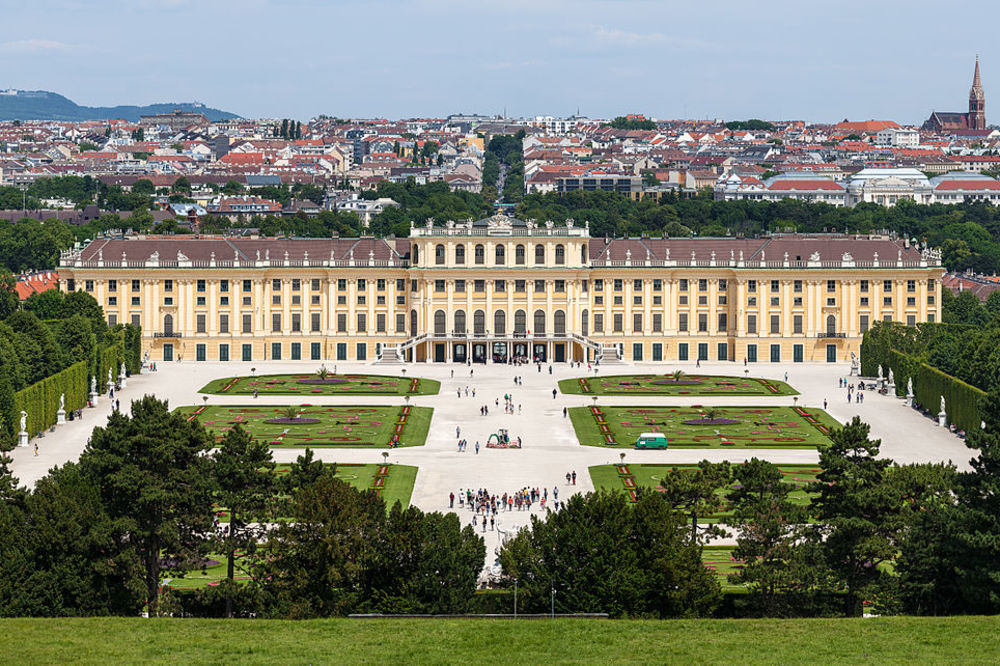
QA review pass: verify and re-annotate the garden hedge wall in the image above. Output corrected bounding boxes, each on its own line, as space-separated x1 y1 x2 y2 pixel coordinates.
96 343 121 394
12 360 88 438
887 349 986 433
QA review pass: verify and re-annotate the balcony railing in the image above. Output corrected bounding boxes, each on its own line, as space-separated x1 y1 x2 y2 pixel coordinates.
817 332 847 338
153 331 183 338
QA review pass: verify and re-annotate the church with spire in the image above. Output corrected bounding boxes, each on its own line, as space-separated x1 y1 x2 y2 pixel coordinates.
923 57 988 132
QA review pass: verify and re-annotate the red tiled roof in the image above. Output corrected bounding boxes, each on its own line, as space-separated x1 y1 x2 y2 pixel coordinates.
934 180 1000 190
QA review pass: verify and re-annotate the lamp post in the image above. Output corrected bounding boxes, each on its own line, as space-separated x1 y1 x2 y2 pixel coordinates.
513 578 518 618
793 396 798 407
251 367 257 378
619 452 626 466
202 396 208 408
382 451 389 466
550 585 556 619
744 369 749 378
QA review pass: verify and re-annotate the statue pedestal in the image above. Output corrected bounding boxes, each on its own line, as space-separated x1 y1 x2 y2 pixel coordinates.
905 393 913 407
89 391 98 406
887 383 895 396
119 374 127 389
56 409 66 425
18 431 28 447
938 412 948 427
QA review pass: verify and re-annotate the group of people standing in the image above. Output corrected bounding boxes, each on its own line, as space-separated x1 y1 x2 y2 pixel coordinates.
449 486 564 526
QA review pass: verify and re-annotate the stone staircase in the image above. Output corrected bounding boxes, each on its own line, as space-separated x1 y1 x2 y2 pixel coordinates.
597 344 625 365
373 343 405 365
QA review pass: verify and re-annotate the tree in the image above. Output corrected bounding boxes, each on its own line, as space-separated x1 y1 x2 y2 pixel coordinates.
170 176 192 194
17 463 142 615
949 389 1000 612
809 417 897 615
79 396 215 616
498 490 720 618
132 179 155 195
211 424 276 618
657 460 731 543
726 459 827 616
0 273 19 319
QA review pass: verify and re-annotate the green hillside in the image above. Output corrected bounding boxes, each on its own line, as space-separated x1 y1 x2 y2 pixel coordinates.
0 616 997 663
0 90 240 121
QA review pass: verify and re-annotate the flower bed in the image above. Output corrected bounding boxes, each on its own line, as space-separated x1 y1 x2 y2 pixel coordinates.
264 417 321 424
682 418 742 425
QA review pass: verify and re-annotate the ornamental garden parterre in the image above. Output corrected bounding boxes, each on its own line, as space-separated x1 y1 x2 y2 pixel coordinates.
176 404 433 448
559 372 797 396
199 372 441 396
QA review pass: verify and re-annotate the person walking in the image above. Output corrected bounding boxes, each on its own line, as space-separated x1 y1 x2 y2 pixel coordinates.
449 492 454 508
566 472 571 484
456 425 461 438
475 441 480 455
552 388 557 399
563 407 567 417
33 442 38 457
823 398 828 410
571 470 577 485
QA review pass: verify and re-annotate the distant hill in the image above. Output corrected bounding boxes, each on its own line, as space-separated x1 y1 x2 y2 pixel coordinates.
0 90 241 122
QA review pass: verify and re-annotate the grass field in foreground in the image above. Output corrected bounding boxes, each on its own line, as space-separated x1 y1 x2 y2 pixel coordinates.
2 616 998 663
589 463 819 519
570 405 839 449
199 373 440 396
559 373 797 396
174 404 432 448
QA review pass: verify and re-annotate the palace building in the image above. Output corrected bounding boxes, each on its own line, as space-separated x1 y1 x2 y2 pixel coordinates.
58 215 942 365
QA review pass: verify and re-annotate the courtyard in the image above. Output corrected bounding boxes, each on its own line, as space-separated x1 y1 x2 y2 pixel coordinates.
175 404 433 448
8 359 978 570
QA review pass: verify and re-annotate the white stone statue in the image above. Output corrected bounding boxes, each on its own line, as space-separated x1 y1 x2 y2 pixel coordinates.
878 364 884 380
59 393 64 411
108 368 112 385
888 369 895 386
19 410 26 433
940 396 947 414
120 362 126 377
91 376 97 394
907 377 913 395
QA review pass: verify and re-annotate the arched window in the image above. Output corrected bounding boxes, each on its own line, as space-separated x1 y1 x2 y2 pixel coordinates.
826 314 837 335
454 309 466 334
475 244 485 265
409 309 418 337
495 244 505 265
580 244 587 264
534 244 545 265
434 309 446 335
581 309 589 336
554 310 566 335
534 309 546 335
435 244 445 265
163 313 173 335
494 310 506 335
515 244 525 265
455 244 465 264
473 309 486 335
411 244 419 265
555 244 565 265
514 309 527 334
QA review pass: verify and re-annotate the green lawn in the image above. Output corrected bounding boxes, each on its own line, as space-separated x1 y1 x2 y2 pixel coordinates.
3 616 999 663
703 546 743 589
199 372 440 396
559 373 797 396
589 464 820 519
570 405 838 449
175 404 433 448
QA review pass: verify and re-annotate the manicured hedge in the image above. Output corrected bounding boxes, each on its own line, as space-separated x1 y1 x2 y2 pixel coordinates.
96 344 120 394
888 349 986 433
12 360 88 438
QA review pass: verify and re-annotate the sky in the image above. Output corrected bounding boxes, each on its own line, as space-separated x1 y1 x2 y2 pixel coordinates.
0 0 995 124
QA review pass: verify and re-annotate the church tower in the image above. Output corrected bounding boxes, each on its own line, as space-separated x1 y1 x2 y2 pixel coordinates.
969 56 986 130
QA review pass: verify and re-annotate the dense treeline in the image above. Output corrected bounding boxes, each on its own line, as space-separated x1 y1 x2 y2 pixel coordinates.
5 404 996 619
0 400 485 618
499 416 996 617
13 176 1000 273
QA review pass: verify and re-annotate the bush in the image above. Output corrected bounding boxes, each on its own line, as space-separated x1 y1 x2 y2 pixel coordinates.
12 360 87 437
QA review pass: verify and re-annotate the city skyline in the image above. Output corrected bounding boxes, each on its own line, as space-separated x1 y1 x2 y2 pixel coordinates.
0 0 994 123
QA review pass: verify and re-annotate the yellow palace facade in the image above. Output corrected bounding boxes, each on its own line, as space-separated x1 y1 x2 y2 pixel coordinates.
58 215 942 365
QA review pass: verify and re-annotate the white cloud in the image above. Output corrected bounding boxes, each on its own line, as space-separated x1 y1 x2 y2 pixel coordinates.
0 39 75 53
593 27 665 46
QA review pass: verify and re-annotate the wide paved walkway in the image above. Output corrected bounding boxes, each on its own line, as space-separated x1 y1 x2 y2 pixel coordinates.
10 359 975 568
